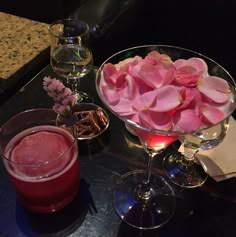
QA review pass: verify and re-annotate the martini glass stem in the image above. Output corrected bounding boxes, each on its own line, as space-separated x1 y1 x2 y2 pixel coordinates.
140 151 159 200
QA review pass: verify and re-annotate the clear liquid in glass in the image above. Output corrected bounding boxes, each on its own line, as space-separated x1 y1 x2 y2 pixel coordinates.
51 44 93 79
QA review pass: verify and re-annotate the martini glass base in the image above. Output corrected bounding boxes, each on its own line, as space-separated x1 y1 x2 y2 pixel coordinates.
113 170 175 229
163 152 208 188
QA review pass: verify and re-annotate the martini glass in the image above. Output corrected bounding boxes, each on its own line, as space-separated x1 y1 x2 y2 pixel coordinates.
95 45 236 229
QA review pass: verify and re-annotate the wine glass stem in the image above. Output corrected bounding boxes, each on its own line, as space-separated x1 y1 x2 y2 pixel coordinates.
67 77 81 100
183 145 198 163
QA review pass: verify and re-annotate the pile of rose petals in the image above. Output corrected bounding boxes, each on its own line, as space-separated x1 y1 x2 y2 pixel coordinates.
99 51 232 133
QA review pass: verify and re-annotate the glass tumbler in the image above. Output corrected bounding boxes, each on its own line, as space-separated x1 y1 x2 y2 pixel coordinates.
0 109 79 213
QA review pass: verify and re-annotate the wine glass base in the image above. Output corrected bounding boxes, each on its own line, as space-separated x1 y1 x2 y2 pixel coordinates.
163 152 208 188
76 91 94 103
113 170 175 229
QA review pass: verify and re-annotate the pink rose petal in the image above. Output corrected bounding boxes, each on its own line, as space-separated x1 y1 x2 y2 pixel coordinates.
115 56 142 71
103 63 117 84
201 103 225 125
139 110 173 130
198 76 230 103
151 86 181 112
178 87 202 110
173 109 202 132
133 90 157 111
145 51 173 67
111 98 136 116
122 74 139 100
175 65 200 86
131 62 165 89
174 57 208 87
174 57 208 74
101 85 120 105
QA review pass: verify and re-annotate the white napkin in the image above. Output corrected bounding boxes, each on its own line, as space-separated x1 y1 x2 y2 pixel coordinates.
179 116 236 182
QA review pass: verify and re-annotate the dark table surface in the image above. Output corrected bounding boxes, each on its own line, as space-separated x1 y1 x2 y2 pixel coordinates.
0 65 236 237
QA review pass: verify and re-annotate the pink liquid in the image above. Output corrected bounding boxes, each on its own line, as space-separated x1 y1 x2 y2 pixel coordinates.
135 129 178 152
3 126 79 213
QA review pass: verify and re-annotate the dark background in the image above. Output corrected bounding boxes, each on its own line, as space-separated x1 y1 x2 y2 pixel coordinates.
1 0 236 89
0 2 236 236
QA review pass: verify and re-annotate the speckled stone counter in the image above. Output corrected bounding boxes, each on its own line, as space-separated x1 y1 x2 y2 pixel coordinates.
0 12 49 80
0 12 50 104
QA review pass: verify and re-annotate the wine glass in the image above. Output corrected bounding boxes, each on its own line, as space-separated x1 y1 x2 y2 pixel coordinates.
163 115 230 188
95 45 236 229
49 18 94 103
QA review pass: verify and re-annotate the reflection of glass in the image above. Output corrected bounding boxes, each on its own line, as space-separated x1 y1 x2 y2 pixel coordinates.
49 19 93 103
96 45 236 229
0 109 79 213
164 117 230 188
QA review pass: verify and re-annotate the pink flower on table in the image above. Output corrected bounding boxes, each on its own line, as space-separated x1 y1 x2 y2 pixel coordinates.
53 103 70 114
43 76 76 115
62 95 77 105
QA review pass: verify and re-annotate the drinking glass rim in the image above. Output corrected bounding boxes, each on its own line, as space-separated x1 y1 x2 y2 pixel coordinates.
96 44 236 137
0 108 78 167
48 18 90 39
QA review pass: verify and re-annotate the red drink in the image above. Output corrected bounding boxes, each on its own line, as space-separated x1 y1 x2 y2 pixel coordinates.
3 125 79 213
135 128 178 152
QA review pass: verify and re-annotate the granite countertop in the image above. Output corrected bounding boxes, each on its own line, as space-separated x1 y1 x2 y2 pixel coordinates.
0 12 50 80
